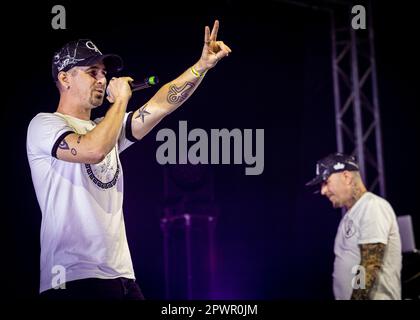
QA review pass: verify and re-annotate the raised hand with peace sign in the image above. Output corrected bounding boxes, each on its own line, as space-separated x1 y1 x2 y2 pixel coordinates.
196 20 232 72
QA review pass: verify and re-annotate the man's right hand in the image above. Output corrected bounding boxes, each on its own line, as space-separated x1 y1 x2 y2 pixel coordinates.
106 77 134 103
56 76 135 164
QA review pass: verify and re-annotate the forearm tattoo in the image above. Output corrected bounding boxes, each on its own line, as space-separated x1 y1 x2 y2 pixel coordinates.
58 138 77 156
351 243 385 300
167 82 195 104
134 104 151 123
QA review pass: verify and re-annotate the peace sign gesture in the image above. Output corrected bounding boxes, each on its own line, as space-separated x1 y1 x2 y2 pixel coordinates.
198 20 232 70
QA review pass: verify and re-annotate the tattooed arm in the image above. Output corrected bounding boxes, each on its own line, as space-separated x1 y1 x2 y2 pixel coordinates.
56 77 133 164
351 243 386 300
130 20 231 140
130 68 203 140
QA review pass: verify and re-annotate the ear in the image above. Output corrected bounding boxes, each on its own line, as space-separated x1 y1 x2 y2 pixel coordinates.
342 170 354 185
57 71 70 88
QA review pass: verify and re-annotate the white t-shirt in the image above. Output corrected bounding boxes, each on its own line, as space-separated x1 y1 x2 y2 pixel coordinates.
26 111 138 293
333 192 402 300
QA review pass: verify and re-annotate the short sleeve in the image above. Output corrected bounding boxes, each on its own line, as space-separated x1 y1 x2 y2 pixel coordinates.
118 111 139 153
27 113 75 159
358 198 393 245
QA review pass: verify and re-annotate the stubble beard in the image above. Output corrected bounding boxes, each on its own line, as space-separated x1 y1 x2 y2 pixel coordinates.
90 92 104 107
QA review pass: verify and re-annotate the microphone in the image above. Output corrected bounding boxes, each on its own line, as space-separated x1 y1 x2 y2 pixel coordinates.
106 76 159 99
130 76 159 92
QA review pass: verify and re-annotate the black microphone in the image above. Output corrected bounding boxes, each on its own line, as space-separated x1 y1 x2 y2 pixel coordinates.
130 76 159 92
106 76 159 99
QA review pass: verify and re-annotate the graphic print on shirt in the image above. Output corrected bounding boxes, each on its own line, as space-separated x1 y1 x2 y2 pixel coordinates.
85 148 120 189
345 219 356 238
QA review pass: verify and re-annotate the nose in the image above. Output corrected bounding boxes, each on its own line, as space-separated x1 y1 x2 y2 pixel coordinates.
320 183 328 196
97 74 106 85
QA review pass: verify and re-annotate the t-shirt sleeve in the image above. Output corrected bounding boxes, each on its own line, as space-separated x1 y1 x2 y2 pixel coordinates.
27 113 75 159
117 111 139 154
358 198 393 245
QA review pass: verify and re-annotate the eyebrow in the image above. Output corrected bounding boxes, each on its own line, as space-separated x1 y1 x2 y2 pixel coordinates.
86 66 107 73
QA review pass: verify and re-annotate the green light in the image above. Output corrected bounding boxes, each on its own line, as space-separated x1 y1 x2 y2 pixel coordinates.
148 76 156 85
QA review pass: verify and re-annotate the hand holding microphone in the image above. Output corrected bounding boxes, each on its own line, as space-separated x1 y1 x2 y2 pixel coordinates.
105 77 133 104
106 76 159 103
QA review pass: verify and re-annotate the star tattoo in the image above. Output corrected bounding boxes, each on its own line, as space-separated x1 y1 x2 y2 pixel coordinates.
135 104 151 123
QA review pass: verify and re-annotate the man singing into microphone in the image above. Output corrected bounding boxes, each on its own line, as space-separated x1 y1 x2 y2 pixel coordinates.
26 20 231 300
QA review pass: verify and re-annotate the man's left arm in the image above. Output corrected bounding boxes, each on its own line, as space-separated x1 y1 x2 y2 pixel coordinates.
130 20 231 140
351 243 386 300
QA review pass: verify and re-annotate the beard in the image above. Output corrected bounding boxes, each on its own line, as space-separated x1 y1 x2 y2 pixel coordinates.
332 201 342 209
90 91 105 107
329 195 343 209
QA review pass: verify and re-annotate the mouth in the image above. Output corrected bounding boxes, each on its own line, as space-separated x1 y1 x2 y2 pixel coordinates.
94 88 104 94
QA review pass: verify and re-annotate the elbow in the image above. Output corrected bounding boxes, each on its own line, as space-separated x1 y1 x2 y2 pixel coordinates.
92 152 106 164
82 134 111 164
88 149 107 164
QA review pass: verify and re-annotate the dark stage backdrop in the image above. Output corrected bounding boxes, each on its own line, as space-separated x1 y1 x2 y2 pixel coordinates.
2 1 418 299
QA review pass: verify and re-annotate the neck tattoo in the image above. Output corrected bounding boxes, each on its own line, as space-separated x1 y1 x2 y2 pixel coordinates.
348 184 366 210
